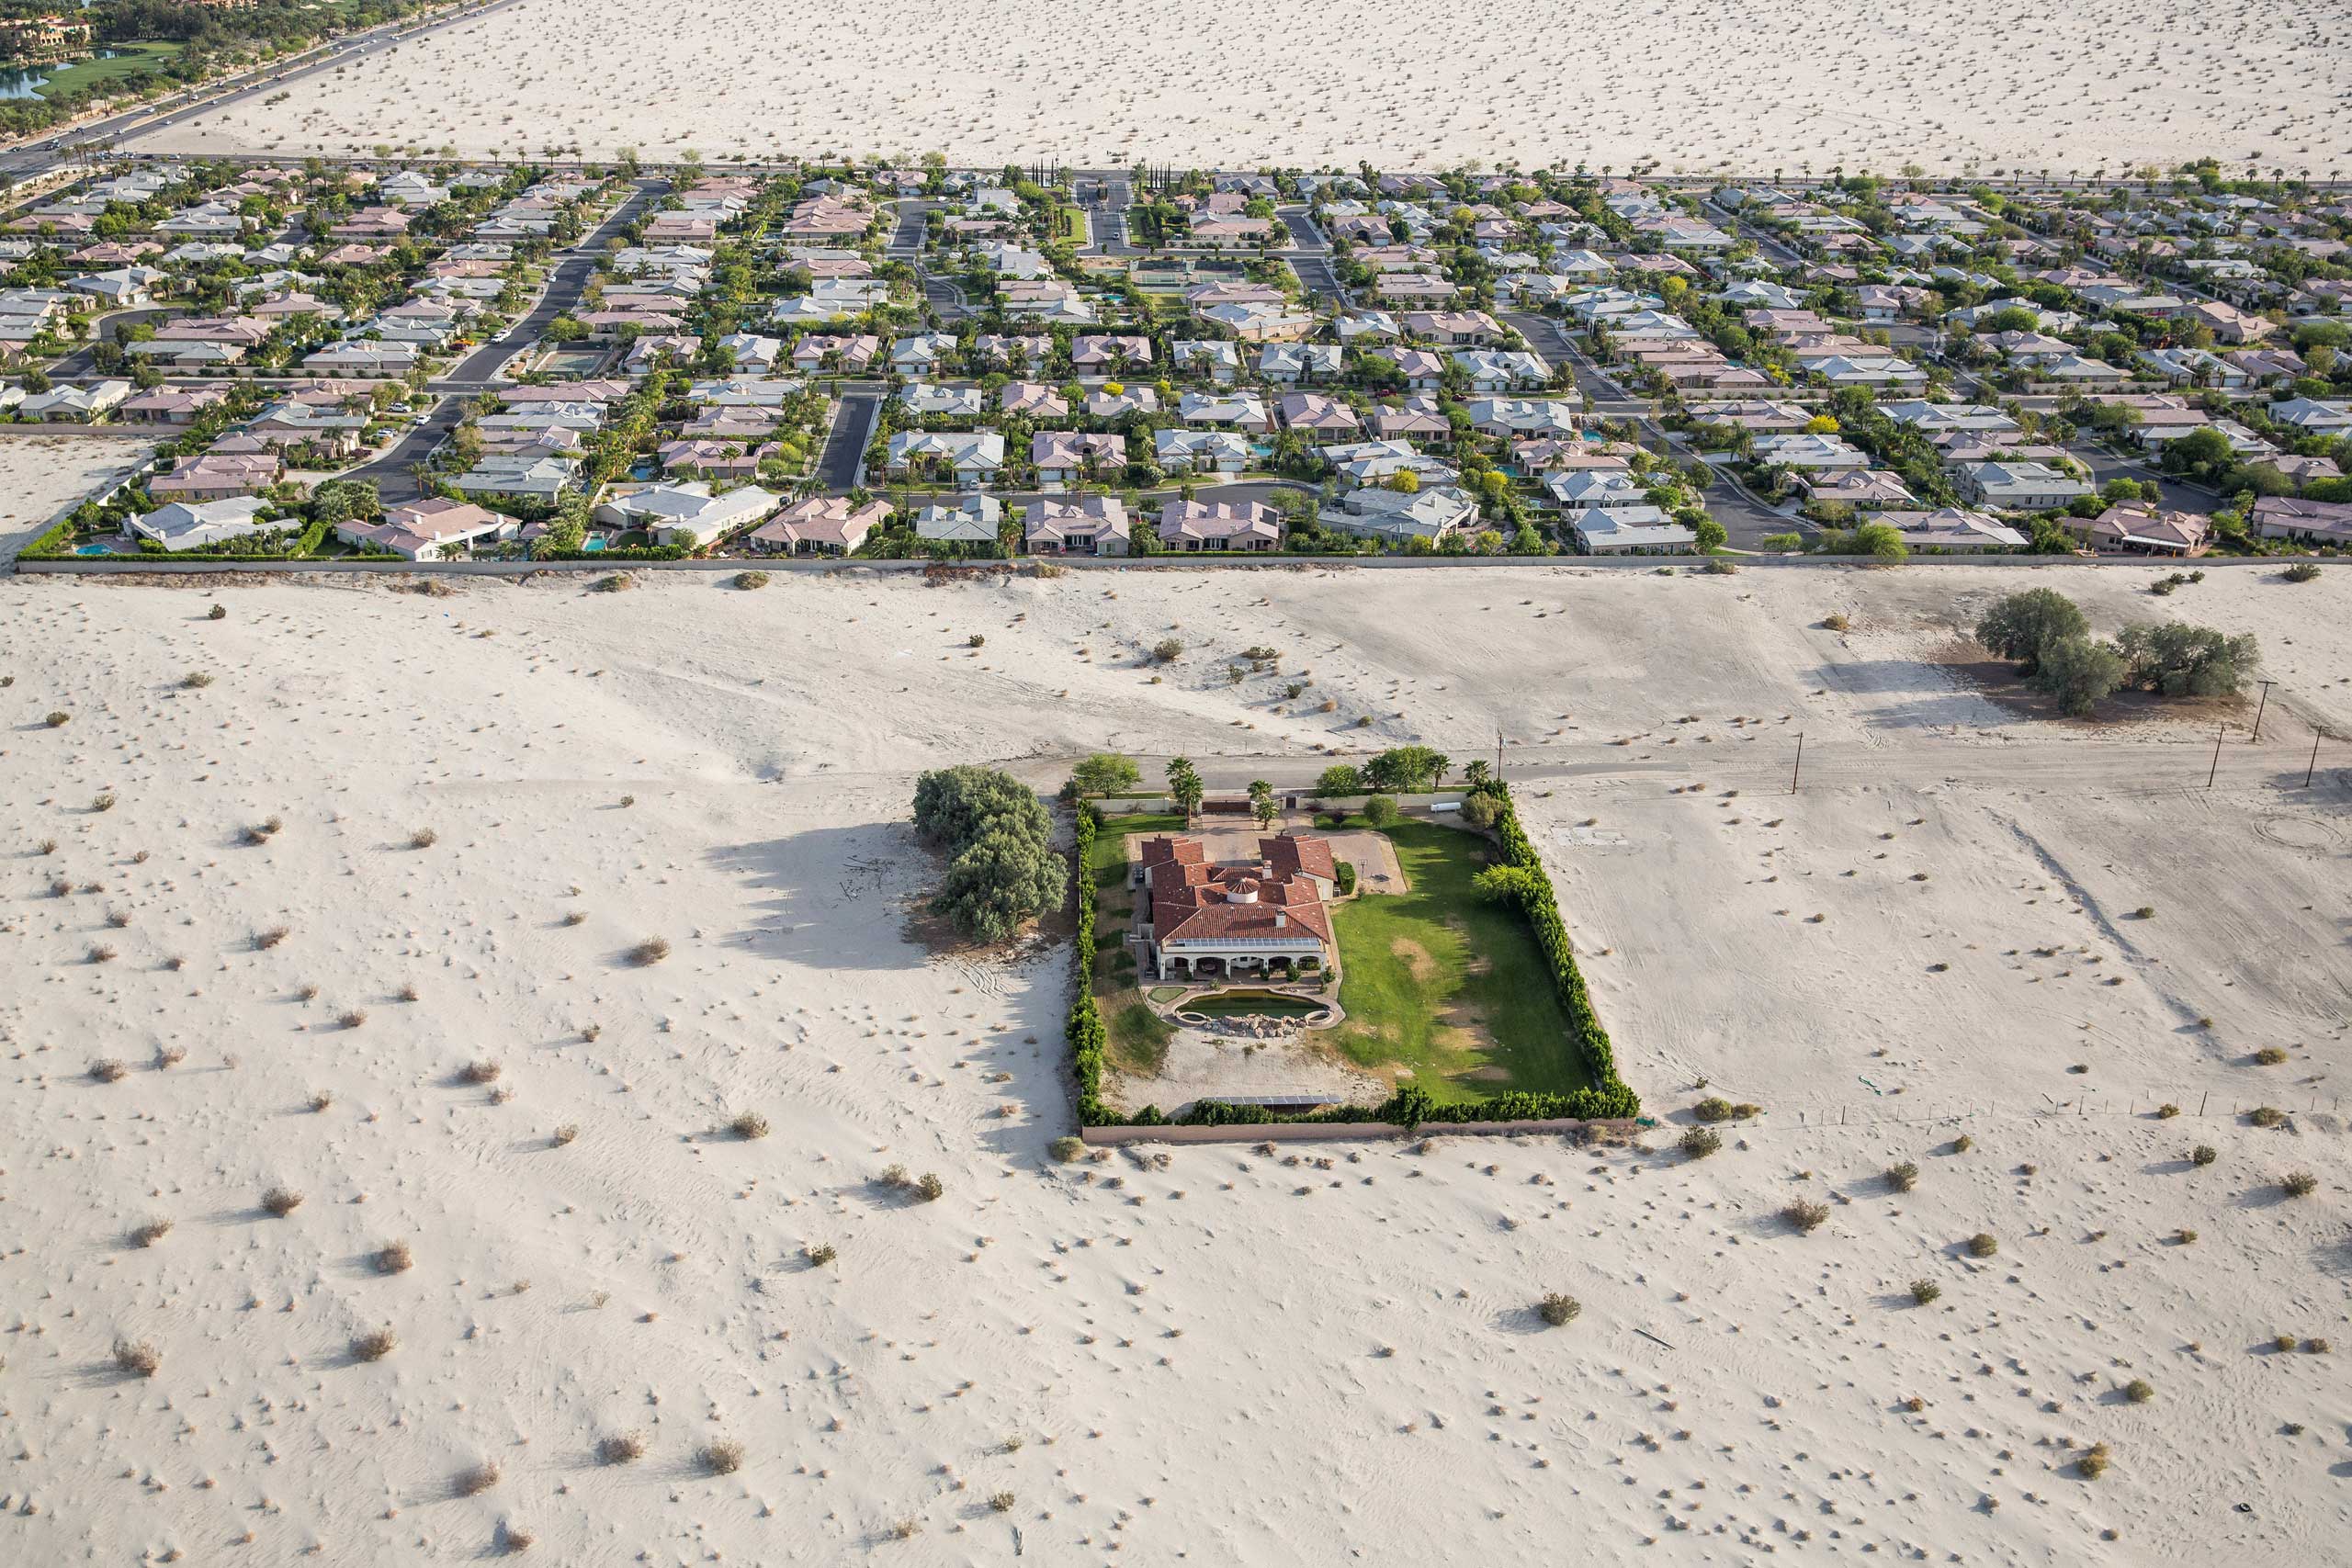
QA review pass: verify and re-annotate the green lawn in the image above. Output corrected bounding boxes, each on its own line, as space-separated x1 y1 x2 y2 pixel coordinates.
1329 820 1591 1101
1087 810 1188 1074
35 42 182 98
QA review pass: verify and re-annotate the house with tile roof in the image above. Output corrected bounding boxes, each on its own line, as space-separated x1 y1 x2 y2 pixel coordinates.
1132 833 1339 983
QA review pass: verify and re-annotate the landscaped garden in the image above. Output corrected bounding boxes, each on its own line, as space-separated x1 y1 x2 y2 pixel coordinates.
1083 808 1186 1074
1326 818 1592 1101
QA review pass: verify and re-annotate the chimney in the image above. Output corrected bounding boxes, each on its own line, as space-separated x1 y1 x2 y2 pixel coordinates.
1274 912 1285 927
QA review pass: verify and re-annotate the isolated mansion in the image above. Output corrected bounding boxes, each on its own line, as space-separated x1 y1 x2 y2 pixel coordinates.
1132 833 1339 981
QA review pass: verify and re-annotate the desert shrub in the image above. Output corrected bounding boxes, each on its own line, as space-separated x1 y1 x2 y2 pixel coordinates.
2281 1170 2318 1198
594 573 634 592
911 766 1064 944
113 1337 162 1377
35 836 56 854
1692 1097 1735 1122
2248 1106 2286 1128
460 1059 503 1085
92 792 116 812
338 1009 368 1030
551 1123 580 1147
598 1431 648 1464
1822 613 1850 632
132 1218 173 1247
182 671 214 689
351 1327 397 1362
1679 1126 1722 1160
456 1461 502 1496
698 1439 745 1476
915 1172 945 1201
44 710 69 727
1536 1292 1581 1326
2155 1102 2180 1119
1783 1201 1830 1235
262 1186 304 1217
375 1240 413 1274
807 1243 836 1267
1151 637 1182 663
2282 561 2322 582
730 1111 770 1140
1975 588 2086 674
2114 621 2260 700
2255 1046 2289 1066
500 1521 536 1554
989 1491 1015 1513
1951 1134 1974 1153
153 1044 186 1069
1909 1279 1941 1305
309 1089 334 1112
2123 1378 2154 1404
629 936 672 965
2133 906 2155 919
2191 1144 2218 1166
86 943 117 964
2076 1443 2110 1480
1048 1135 1084 1162
1966 1232 1998 1258
2175 1227 2197 1245
255 924 291 950
1886 1161 1920 1193
2304 1337 2331 1355
410 828 438 850
90 1058 129 1083
733 570 770 590
208 604 226 620
967 632 986 648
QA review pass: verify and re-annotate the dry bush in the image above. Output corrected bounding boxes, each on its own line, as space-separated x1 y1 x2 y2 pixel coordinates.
562 909 588 927
2281 1170 2318 1199
2191 1144 2218 1167
182 671 213 689
1536 1292 1581 1327
113 1337 161 1377
1822 613 1849 632
409 828 438 850
92 792 116 813
733 570 769 590
989 1491 1015 1513
44 710 70 728
351 1327 397 1362
1886 1161 1920 1192
597 1431 647 1465
338 1009 368 1031
375 1240 413 1275
1951 1134 1974 1153
1782 1201 1830 1235
1909 1279 1941 1305
2249 1106 2286 1128
499 1521 536 1554
86 944 117 964
460 1059 503 1085
262 1186 304 1217
551 1123 580 1147
132 1218 173 1248
1679 1126 1722 1160
915 1172 945 1201
628 936 671 966
89 1058 129 1083
1967 1232 1999 1258
455 1461 502 1496
255 925 291 951
1047 1136 1084 1162
398 981 420 1002
878 1163 910 1189
806 1243 836 1267
153 1044 186 1069
2155 1103 2181 1119
2123 1377 2154 1404
309 1090 334 1112
106 908 131 928
2255 1046 2289 1066
729 1111 770 1140
697 1439 745 1476
2076 1443 2110 1481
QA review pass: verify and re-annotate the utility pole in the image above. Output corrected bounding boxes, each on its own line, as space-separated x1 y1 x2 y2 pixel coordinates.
1494 726 1505 784
2206 722 2225 789
2251 679 2276 741
1790 731 1805 795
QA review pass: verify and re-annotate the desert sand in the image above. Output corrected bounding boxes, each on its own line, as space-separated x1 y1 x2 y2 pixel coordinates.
1 560 2346 1564
133 0 2352 175
0 435 153 560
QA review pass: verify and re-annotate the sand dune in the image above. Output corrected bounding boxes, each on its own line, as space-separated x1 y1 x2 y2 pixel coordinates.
134 0 2352 173
1 562 2346 1563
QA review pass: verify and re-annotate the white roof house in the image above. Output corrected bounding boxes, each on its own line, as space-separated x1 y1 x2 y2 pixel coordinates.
594 482 780 546
1569 505 1697 555
131 497 273 550
1329 485 1478 544
913 493 1002 544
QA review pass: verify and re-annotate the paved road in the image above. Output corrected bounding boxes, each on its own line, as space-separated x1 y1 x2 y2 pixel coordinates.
887 201 929 257
438 182 660 384
1279 208 1342 302
815 392 879 491
341 400 458 501
1091 176 1135 257
0 0 525 179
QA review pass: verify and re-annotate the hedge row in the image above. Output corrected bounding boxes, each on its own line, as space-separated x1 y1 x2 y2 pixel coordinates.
1071 783 1639 1130
1068 804 1112 1125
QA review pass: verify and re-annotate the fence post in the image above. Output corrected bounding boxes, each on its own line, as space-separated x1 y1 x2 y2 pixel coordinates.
2198 1090 2208 1117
